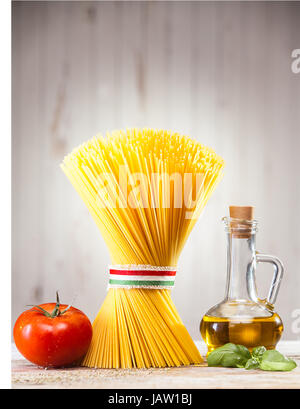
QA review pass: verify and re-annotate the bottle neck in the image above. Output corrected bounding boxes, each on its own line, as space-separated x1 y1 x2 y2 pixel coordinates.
225 233 256 301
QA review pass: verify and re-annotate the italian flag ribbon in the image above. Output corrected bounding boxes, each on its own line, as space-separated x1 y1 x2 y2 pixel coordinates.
107 265 177 290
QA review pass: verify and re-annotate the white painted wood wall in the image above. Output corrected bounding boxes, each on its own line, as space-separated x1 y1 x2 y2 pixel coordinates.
12 1 300 340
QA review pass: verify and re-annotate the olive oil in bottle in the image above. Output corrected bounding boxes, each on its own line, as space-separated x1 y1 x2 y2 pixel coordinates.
201 206 284 354
201 313 283 353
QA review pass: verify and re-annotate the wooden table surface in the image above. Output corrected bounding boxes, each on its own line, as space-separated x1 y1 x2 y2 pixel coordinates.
12 341 300 389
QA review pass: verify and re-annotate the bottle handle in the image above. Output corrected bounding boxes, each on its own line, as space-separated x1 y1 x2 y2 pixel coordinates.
256 252 284 307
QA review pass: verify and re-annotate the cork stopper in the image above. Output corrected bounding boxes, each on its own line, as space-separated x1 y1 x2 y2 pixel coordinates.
229 206 255 238
229 206 254 221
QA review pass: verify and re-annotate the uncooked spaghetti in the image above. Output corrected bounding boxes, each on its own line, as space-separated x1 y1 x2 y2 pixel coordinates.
61 128 224 368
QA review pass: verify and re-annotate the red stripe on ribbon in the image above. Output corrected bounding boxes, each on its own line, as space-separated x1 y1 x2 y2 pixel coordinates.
109 269 176 276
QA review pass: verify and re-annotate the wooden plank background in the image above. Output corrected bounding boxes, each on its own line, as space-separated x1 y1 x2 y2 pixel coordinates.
12 1 300 341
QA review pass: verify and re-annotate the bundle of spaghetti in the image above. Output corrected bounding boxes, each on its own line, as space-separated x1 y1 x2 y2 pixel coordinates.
61 128 224 368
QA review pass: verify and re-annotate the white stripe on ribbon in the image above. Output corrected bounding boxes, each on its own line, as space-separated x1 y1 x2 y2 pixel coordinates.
109 274 175 282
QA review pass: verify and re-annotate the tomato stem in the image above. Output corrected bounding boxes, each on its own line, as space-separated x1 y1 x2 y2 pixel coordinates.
26 292 73 318
26 305 52 317
50 291 61 317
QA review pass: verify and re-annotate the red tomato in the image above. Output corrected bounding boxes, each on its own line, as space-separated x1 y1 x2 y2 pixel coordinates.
14 301 93 368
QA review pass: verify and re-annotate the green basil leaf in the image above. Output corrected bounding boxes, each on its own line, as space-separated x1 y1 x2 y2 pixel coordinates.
261 350 289 362
259 360 297 371
207 343 251 368
234 344 252 360
259 350 297 372
245 358 260 370
252 346 266 360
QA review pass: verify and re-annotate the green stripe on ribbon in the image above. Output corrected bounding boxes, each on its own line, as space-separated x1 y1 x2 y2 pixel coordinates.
109 279 175 287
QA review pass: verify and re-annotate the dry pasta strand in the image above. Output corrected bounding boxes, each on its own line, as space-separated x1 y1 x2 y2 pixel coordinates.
61 128 224 368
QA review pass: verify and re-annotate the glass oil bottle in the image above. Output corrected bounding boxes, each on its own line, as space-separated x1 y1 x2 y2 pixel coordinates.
200 206 284 354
